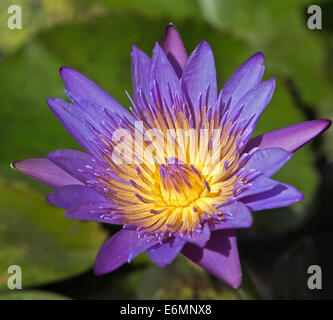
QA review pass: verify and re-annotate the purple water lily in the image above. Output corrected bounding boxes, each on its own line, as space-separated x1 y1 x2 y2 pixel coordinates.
13 25 331 288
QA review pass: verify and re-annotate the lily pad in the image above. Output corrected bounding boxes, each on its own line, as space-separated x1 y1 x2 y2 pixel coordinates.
0 177 107 291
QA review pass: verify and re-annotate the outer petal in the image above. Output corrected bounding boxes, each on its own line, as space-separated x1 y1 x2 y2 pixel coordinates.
94 229 157 275
47 149 104 184
220 52 265 110
214 201 252 230
227 78 276 132
245 119 332 152
46 97 101 156
11 158 81 188
147 237 185 267
162 24 188 77
47 185 109 209
59 67 130 118
182 229 242 288
181 41 217 111
149 43 180 106
242 182 303 211
242 148 292 177
131 45 151 105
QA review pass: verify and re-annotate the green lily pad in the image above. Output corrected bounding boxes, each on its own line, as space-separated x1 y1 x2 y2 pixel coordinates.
0 177 107 291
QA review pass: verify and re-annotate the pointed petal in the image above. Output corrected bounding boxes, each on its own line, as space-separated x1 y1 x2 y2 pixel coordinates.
242 182 303 211
149 42 180 106
11 158 81 188
47 149 104 184
245 119 332 152
242 148 292 177
181 41 217 111
46 97 101 156
182 229 242 288
131 45 151 104
221 52 265 110
94 230 157 275
59 67 130 118
147 237 185 267
227 78 276 131
214 202 252 230
47 185 109 209
162 24 188 77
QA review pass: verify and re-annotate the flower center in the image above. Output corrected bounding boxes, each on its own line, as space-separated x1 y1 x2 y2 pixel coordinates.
158 162 205 207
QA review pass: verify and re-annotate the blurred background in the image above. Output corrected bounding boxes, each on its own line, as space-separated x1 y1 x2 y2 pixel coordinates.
0 0 332 300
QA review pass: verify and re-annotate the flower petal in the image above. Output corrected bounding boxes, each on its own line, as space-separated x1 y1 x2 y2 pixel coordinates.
220 52 265 110
147 237 185 267
131 45 151 105
245 119 332 152
184 223 211 248
182 229 242 288
228 78 276 132
242 148 292 177
47 149 104 184
11 158 81 188
46 97 101 156
59 67 130 118
242 182 303 211
181 41 217 111
64 201 120 224
47 185 109 209
214 201 252 230
94 229 157 275
149 43 180 106
162 24 188 77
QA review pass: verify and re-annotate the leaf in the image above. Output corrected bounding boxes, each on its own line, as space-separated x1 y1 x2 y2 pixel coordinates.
0 177 107 291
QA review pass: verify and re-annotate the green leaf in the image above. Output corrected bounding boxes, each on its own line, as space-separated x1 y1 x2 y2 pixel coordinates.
0 177 107 291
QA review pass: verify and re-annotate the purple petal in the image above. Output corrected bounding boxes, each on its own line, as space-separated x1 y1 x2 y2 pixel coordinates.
245 119 332 152
94 229 157 275
162 24 188 77
11 158 81 188
46 97 101 156
64 201 118 224
242 182 303 211
235 175 281 199
182 229 242 288
220 52 265 110
214 201 252 230
59 67 130 118
47 185 109 209
227 78 275 132
242 148 292 177
47 149 103 184
147 237 185 267
183 223 211 248
131 45 151 105
149 43 180 106
181 41 217 111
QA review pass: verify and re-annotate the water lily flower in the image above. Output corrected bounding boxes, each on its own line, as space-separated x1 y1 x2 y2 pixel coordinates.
12 24 331 289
